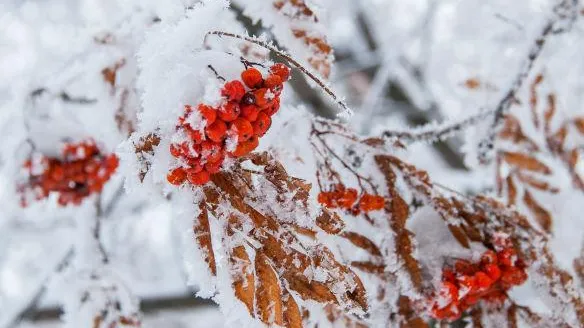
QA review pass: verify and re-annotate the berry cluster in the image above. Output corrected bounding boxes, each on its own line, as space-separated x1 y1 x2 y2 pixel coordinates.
20 140 119 206
167 63 290 186
429 246 528 321
317 184 385 214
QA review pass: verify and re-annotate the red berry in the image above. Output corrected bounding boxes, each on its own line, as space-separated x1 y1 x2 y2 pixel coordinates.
264 74 283 89
230 136 259 157
197 104 217 125
186 158 204 174
357 194 385 212
474 271 493 290
205 120 228 143
185 127 204 144
229 118 254 142
221 80 245 102
170 144 182 157
263 97 280 116
253 88 273 109
501 267 527 286
218 101 241 122
241 104 260 122
252 112 271 136
270 63 290 81
204 158 223 174
337 188 357 208
484 263 502 281
167 167 187 185
241 67 263 88
317 192 335 208
187 169 210 185
201 141 223 163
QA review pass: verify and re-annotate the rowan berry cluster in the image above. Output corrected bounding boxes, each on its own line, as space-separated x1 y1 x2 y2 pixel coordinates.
317 184 385 214
167 63 291 186
429 246 528 321
20 140 119 207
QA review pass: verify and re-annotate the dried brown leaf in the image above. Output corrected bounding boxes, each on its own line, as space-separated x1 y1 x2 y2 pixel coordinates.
231 246 254 313
283 290 303 328
503 152 551 174
255 252 284 325
523 190 552 233
316 210 345 234
194 202 216 276
341 231 381 256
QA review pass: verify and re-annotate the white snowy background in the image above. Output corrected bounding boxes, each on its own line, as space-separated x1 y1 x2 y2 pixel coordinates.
0 0 582 327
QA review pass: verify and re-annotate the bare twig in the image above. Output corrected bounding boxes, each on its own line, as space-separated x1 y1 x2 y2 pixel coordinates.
477 21 554 164
477 0 578 164
95 194 109 264
205 31 353 117
382 109 494 144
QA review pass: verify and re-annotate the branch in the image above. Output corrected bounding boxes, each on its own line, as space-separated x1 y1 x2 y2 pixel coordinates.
477 21 554 164
382 109 494 144
205 31 353 118
477 0 578 164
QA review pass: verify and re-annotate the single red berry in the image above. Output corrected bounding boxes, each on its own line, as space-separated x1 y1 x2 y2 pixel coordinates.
205 120 228 143
167 167 187 185
263 97 280 116
184 127 204 144
252 112 271 136
198 104 217 125
186 157 204 174
170 144 182 157
357 194 385 212
270 63 290 81
241 67 263 88
230 136 259 157
187 169 210 185
253 88 273 109
230 117 254 142
474 271 493 290
337 188 358 209
500 267 528 286
204 158 223 174
241 104 260 122
484 263 502 281
218 101 241 122
201 140 223 163
263 74 282 89
221 80 246 102
317 192 335 208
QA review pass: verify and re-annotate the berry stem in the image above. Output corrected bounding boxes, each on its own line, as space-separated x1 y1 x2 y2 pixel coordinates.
207 65 226 81
206 30 353 117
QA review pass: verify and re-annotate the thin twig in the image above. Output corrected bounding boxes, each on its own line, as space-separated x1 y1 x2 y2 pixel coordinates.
477 7 570 164
94 194 109 264
382 109 495 144
205 31 353 117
